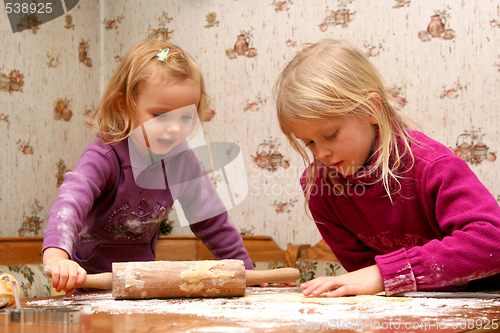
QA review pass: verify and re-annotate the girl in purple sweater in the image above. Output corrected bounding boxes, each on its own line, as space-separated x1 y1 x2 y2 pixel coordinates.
43 39 253 296
274 39 500 297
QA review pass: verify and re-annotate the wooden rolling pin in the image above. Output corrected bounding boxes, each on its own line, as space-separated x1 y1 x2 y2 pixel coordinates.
80 260 300 299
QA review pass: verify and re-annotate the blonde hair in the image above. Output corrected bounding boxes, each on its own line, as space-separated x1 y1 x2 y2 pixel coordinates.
87 38 209 144
273 39 415 204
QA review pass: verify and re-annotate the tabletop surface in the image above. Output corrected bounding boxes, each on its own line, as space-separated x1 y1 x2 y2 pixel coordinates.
2 287 500 333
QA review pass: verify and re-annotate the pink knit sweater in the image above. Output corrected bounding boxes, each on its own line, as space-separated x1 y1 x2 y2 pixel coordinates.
303 130 500 295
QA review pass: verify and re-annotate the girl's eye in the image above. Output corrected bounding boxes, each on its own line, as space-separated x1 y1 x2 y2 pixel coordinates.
326 131 337 140
182 115 193 120
154 113 167 118
305 141 314 147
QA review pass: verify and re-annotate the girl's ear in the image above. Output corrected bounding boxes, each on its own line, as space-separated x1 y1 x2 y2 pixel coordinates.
116 92 127 120
366 92 382 125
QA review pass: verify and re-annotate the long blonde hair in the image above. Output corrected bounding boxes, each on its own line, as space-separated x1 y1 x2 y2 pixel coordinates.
273 39 415 203
87 38 209 144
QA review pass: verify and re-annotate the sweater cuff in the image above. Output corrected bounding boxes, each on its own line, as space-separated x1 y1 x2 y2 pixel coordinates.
375 248 417 296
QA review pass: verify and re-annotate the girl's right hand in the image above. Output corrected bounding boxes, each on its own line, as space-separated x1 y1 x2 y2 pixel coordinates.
43 248 87 297
300 264 384 297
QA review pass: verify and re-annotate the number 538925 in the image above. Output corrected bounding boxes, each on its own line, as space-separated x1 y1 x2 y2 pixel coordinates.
5 2 53 14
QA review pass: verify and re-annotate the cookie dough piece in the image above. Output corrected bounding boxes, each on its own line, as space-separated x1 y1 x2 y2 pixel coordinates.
0 273 21 308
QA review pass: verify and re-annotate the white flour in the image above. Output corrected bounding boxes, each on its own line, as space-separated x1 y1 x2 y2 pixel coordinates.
28 288 500 330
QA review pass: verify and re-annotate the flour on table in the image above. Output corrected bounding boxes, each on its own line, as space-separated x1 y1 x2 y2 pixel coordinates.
27 288 500 330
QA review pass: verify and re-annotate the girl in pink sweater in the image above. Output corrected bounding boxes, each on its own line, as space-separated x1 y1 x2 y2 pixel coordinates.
274 39 500 297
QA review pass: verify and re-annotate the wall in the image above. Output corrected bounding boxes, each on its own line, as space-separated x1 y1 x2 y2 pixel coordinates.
1 0 499 249
0 1 100 237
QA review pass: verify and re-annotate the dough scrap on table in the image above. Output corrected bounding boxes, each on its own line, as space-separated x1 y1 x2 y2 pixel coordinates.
0 273 20 308
236 292 413 304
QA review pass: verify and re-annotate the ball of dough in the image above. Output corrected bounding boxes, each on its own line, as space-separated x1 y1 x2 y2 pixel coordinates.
0 273 21 308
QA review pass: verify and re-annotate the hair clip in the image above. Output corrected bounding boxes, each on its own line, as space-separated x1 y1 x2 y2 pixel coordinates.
156 48 170 61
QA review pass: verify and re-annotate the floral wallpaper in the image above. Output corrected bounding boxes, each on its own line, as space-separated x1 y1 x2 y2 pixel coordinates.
0 0 499 250
0 1 100 238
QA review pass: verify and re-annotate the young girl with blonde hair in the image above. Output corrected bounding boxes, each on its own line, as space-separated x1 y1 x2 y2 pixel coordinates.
43 39 254 296
274 39 500 297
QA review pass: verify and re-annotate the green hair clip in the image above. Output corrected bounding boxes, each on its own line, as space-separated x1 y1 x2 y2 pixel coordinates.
156 48 170 61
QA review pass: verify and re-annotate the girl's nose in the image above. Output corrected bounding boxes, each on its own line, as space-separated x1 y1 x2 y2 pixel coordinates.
165 120 181 134
315 144 332 160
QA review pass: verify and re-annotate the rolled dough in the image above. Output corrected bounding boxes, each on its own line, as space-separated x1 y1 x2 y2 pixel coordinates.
236 292 413 304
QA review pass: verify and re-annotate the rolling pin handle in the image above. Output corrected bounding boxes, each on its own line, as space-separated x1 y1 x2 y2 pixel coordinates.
245 268 300 286
79 273 113 290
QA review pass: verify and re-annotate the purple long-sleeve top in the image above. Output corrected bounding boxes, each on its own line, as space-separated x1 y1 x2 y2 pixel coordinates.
303 130 500 295
43 136 253 274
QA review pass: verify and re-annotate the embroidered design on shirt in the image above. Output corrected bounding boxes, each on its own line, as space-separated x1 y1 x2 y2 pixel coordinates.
395 234 430 249
357 234 394 253
357 233 431 253
103 202 130 233
104 199 169 241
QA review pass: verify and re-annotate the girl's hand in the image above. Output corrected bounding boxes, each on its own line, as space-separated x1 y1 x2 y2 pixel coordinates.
300 264 384 297
43 248 87 297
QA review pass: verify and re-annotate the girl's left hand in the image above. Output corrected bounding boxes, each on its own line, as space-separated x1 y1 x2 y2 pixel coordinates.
301 264 384 297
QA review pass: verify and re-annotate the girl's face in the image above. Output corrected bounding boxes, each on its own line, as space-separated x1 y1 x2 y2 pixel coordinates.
290 113 378 176
131 74 201 158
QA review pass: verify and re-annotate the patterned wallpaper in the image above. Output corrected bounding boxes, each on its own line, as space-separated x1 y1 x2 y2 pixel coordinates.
0 1 100 238
0 0 499 250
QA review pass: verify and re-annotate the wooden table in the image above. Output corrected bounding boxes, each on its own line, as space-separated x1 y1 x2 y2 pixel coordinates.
2 288 500 333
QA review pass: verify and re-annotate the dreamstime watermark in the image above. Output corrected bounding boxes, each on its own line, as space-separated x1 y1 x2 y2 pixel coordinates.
297 318 499 330
298 319 432 330
3 0 79 33
248 178 367 197
248 163 368 197
249 163 304 197
129 109 249 227
306 181 367 197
